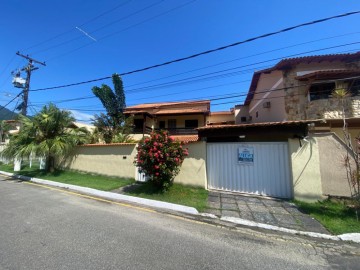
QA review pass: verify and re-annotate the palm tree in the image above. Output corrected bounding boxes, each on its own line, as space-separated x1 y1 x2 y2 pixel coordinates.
1 104 88 172
92 74 133 143
0 120 11 143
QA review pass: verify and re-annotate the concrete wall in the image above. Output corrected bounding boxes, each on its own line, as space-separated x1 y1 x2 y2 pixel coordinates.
61 144 138 179
174 141 207 188
289 138 324 202
316 133 353 197
61 142 207 188
330 127 360 149
289 133 353 202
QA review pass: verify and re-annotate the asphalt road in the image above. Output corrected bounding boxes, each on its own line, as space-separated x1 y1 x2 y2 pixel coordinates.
0 177 359 270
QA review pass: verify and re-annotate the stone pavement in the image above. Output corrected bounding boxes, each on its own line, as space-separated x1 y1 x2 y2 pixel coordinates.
204 191 330 234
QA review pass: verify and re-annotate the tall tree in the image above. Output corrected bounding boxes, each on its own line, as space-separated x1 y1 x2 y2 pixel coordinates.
1 104 88 172
92 74 132 143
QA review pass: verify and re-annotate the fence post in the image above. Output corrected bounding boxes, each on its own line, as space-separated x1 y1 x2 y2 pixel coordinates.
14 157 21 172
39 157 46 170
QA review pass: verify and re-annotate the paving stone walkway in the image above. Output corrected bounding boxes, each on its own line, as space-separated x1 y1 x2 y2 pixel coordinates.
204 191 330 234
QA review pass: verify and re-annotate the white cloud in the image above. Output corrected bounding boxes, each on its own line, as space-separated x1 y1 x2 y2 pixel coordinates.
68 110 94 123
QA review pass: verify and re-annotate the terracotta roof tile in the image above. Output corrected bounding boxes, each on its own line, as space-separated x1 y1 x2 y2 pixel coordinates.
210 111 234 115
295 69 360 81
169 135 199 143
125 100 210 110
197 120 320 130
79 143 137 147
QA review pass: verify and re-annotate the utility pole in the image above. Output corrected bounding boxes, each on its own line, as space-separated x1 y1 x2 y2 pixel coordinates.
13 52 46 116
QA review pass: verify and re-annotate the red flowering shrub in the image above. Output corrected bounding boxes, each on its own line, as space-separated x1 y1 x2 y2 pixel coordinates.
134 130 189 191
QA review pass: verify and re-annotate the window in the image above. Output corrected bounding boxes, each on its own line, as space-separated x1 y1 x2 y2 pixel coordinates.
158 121 165 129
309 82 335 101
349 79 360 96
240 117 247 123
133 119 144 130
255 111 259 118
168 119 176 129
185 120 198 128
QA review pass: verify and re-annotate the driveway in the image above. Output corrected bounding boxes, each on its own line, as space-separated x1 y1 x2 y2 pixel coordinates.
204 191 329 234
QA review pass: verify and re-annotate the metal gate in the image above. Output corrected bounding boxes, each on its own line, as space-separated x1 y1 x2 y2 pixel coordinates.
207 142 292 198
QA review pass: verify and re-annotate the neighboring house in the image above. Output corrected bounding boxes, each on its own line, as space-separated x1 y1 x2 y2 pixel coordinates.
235 51 360 124
68 122 96 133
207 110 235 126
198 52 360 202
124 100 211 142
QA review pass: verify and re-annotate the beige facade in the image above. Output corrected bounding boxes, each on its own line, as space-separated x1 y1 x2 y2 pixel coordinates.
234 105 249 123
289 133 353 202
174 141 207 188
155 114 206 129
61 142 207 188
61 144 138 179
207 112 234 125
248 70 286 123
289 138 324 202
241 53 360 123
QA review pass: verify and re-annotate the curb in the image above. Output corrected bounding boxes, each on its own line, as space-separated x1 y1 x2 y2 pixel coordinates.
1 171 360 244
0 171 198 215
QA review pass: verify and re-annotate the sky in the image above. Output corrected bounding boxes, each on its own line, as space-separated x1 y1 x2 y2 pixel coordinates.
1 0 360 123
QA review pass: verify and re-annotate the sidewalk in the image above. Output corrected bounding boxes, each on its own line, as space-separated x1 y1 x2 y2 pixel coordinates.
204 191 330 234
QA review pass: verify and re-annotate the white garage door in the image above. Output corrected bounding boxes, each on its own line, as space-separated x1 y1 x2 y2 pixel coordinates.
207 142 292 199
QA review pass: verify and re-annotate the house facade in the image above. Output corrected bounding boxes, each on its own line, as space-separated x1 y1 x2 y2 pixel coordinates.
235 52 360 124
197 52 360 201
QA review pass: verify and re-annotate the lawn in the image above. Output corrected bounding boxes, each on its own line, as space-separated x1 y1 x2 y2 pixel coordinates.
294 199 360 235
0 163 134 191
0 163 208 211
123 181 209 212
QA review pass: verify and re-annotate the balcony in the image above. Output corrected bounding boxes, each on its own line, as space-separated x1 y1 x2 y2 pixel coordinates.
132 126 153 134
132 126 198 135
155 128 197 135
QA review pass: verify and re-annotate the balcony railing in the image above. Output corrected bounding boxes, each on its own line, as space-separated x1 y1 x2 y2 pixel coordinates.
155 128 197 135
132 127 198 135
132 126 153 134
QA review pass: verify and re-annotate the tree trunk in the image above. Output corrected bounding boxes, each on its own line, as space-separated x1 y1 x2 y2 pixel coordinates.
45 155 55 172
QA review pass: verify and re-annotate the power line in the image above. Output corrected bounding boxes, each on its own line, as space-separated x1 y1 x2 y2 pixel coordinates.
32 0 164 56
30 41 360 93
125 31 360 89
27 47 360 111
0 91 23 114
26 0 134 52
45 0 196 62
38 9 360 76
31 75 360 113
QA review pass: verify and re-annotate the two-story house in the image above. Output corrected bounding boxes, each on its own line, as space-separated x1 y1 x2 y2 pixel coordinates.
197 52 360 200
124 100 211 142
235 51 360 125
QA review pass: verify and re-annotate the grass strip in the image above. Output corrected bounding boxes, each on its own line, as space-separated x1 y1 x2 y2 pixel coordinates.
123 181 209 212
0 163 208 211
0 163 134 191
294 199 360 235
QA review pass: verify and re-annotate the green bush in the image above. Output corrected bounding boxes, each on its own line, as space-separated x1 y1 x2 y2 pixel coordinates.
134 131 188 191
